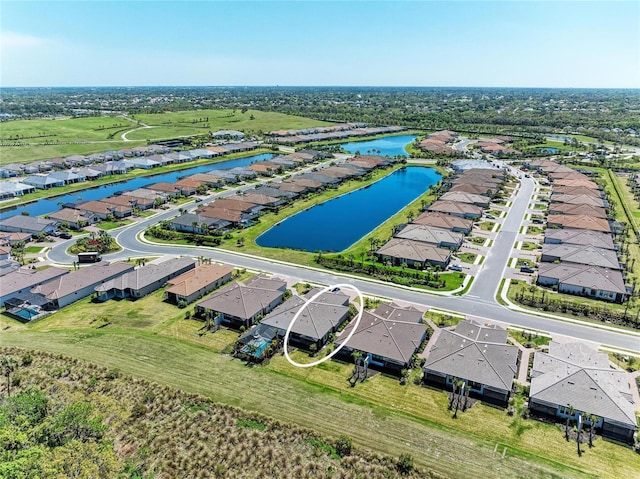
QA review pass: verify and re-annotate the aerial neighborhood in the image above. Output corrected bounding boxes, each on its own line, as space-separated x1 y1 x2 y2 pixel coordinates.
1 90 639 479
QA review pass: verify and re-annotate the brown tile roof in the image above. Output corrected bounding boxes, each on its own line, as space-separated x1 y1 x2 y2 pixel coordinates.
212 198 260 212
428 200 483 216
376 238 452 264
147 182 180 193
548 203 607 218
547 214 611 233
552 178 599 189
412 211 473 231
166 263 234 297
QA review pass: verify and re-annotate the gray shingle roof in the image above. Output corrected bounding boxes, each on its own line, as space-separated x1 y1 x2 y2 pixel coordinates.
530 342 637 427
538 262 626 294
376 238 452 264
95 257 194 293
394 224 463 246
0 216 57 233
541 244 620 270
424 320 518 392
260 291 350 341
336 308 427 365
544 229 616 250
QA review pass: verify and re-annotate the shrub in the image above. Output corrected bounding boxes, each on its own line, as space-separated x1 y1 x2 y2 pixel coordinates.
335 435 352 457
396 453 414 475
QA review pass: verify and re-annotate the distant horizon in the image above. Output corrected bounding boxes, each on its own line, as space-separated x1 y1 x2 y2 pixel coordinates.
2 85 639 91
2 1 638 89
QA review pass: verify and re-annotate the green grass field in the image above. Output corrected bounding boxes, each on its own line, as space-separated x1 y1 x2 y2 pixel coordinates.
0 109 332 163
2 305 637 479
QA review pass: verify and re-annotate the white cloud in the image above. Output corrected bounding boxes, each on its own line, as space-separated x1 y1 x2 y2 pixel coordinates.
0 31 46 51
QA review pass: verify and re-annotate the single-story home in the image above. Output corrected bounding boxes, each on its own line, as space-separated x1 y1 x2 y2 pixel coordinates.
529 342 637 444
335 302 428 375
0 266 69 307
0 181 36 198
252 186 298 200
439 191 490 208
412 211 473 234
544 228 616 250
548 203 608 219
165 263 234 305
46 208 96 229
194 275 287 329
257 288 351 351
546 215 611 233
423 320 519 406
427 200 483 219
196 206 254 228
0 216 58 235
210 198 264 217
169 213 231 234
537 262 628 303
376 238 452 269
540 244 620 270
95 257 195 301
23 174 64 190
394 224 464 250
549 194 606 208
28 262 134 310
48 170 85 185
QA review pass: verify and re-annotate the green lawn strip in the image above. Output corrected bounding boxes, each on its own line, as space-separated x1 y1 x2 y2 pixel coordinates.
95 219 135 230
507 280 640 332
508 329 551 348
453 276 474 296
24 246 46 254
608 170 638 234
520 242 538 251
3 330 630 479
479 221 496 231
0 149 272 211
456 252 477 264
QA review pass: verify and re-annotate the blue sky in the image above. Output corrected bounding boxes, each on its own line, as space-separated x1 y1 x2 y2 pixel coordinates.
2 1 639 88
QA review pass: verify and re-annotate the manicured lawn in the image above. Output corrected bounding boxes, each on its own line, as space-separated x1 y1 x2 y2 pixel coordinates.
457 252 477 263
526 226 544 235
468 236 488 245
508 329 551 348
24 246 46 254
96 219 135 230
479 221 496 231
424 310 463 327
2 328 637 479
520 242 538 251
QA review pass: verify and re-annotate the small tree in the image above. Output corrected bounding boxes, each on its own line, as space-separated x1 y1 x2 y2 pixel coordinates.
396 453 414 475
335 435 352 457
1 357 17 397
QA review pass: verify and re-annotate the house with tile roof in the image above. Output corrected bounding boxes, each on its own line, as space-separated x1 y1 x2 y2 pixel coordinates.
246 288 351 352
194 275 287 329
548 203 608 219
549 194 606 207
394 224 464 250
0 267 69 307
376 238 452 269
423 320 519 406
169 213 231 234
46 208 96 229
544 229 616 250
0 216 58 235
335 302 428 375
547 214 611 233
427 200 483 219
23 174 64 190
537 262 628 303
412 211 473 234
27 262 134 309
541 244 621 270
529 342 637 443
95 257 195 301
439 191 491 207
165 263 234 305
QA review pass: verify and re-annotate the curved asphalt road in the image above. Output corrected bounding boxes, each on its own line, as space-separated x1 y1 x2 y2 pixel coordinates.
48 163 640 353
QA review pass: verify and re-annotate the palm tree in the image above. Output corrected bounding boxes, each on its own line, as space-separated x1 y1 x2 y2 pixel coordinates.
587 414 599 448
2 357 17 397
565 404 575 441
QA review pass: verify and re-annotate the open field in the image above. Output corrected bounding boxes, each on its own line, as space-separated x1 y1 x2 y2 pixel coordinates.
0 109 331 163
2 318 637 478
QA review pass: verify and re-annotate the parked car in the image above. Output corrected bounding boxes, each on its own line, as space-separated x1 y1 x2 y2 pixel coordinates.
486 214 496 219
520 266 535 273
59 232 72 240
195 197 203 203
449 264 463 272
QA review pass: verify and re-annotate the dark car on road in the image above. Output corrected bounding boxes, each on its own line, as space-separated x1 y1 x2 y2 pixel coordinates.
520 265 535 273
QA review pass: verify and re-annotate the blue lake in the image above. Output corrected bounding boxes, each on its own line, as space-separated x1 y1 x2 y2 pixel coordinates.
340 135 417 157
0 153 275 220
256 166 441 252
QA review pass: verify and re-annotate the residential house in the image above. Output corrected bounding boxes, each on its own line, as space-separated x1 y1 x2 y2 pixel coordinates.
77 200 132 219
544 229 616 250
529 342 637 443
447 183 496 197
169 213 231 234
541 244 620 270
124 188 168 204
553 178 600 189
23 174 64 190
427 200 483 219
248 162 281 176
185 173 226 188
551 186 603 198
411 211 473 234
0 216 57 235
423 320 519 406
74 167 104 180
394 224 464 250
29 262 134 309
49 170 85 185
252 186 298 200
247 288 351 352
548 203 608 219
240 193 286 209
196 207 253 227
546 215 611 233
147 182 182 198
127 157 160 169
537 262 627 303
46 208 96 229
0 267 69 307
210 198 264 217
165 263 234 305
335 302 428 375
194 275 287 329
439 191 491 208
95 257 195 301
0 181 36 198
549 194 606 208
376 238 451 269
